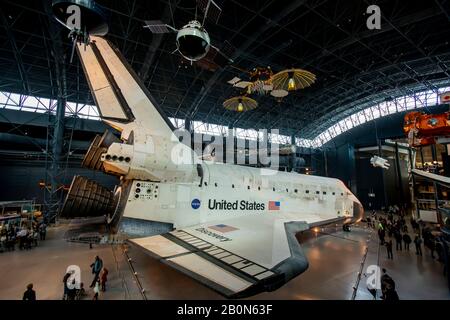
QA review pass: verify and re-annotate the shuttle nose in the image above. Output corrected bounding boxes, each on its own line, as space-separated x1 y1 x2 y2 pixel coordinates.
353 201 364 222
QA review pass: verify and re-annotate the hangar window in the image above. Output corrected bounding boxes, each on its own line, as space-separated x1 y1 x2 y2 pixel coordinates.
3 86 450 151
295 86 450 148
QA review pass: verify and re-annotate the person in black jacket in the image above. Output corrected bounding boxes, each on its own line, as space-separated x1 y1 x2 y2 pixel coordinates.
384 288 400 301
385 239 394 260
402 233 412 251
414 234 423 256
22 283 36 301
394 231 403 251
380 269 399 300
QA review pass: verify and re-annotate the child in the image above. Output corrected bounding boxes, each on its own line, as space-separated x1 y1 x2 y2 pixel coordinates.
93 279 100 300
100 267 108 292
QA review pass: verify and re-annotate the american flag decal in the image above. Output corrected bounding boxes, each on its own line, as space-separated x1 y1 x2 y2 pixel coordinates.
269 201 280 210
441 92 450 104
208 224 239 233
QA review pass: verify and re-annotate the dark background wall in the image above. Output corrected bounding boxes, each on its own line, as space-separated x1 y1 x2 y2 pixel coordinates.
0 159 118 203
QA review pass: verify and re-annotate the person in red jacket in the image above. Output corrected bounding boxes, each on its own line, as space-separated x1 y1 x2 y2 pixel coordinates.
100 267 108 292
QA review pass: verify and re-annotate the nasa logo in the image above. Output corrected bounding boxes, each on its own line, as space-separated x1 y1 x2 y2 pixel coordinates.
191 198 201 210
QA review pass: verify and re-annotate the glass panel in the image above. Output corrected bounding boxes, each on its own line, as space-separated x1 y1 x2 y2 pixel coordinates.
345 118 353 129
23 96 39 108
8 93 21 106
379 102 389 116
387 102 397 114
426 91 438 106
405 96 416 110
0 92 8 105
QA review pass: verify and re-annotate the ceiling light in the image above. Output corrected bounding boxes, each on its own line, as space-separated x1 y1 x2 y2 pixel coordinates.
271 68 316 92
223 96 258 112
288 76 295 91
237 101 244 112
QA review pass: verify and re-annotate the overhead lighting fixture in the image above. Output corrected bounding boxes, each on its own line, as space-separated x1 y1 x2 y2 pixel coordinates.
272 68 316 92
223 96 258 112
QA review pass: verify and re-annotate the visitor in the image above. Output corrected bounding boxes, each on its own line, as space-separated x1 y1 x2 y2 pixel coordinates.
6 231 15 251
428 237 436 259
384 287 400 301
402 233 411 251
385 239 393 260
0 233 6 253
394 231 402 251
100 267 108 292
92 279 100 300
62 272 71 300
32 228 39 247
90 256 103 288
22 283 36 300
17 228 27 250
414 234 423 256
380 268 396 299
378 227 386 245
366 217 372 228
402 223 408 233
25 229 33 250
39 222 47 241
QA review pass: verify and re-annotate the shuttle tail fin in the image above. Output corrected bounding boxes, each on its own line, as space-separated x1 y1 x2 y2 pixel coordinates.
76 36 175 137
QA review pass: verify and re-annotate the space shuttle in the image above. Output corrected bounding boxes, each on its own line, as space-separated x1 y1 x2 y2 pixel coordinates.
63 36 364 298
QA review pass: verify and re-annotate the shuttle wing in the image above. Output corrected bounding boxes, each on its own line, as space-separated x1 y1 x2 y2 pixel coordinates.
128 215 309 298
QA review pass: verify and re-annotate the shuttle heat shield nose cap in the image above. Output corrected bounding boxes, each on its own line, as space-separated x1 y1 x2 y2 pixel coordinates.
353 202 364 222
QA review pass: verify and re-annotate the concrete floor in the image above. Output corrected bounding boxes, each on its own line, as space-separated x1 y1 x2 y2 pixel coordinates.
0 226 142 300
1 220 449 300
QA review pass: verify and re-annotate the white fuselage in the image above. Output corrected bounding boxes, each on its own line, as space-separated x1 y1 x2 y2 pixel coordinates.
120 159 360 229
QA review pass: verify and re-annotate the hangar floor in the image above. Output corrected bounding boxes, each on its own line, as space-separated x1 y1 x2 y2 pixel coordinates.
0 221 448 300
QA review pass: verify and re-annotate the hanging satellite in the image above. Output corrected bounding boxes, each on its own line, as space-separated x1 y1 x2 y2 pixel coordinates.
52 0 109 62
144 0 232 65
370 155 390 170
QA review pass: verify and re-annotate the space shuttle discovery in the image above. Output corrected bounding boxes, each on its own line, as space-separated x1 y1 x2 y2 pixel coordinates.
65 36 364 298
